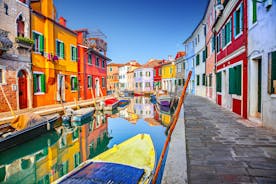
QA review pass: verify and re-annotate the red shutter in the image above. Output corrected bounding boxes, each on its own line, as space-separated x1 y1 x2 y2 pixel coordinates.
17 21 24 37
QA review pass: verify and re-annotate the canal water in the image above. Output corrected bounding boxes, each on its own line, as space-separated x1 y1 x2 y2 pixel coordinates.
0 96 173 184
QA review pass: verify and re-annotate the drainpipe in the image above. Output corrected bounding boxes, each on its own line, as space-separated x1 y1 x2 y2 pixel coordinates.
29 2 33 109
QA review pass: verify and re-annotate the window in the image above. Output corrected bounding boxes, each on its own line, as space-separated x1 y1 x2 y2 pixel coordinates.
4 3 8 15
96 57 100 67
234 3 243 37
71 76 78 91
33 73 46 93
136 83 138 88
196 75 200 86
252 0 257 24
145 82 150 87
216 33 221 52
212 36 215 52
71 45 77 61
102 77 106 87
209 74 212 87
0 67 6 84
134 72 136 77
202 74 206 86
268 51 276 94
178 79 181 86
102 60 105 68
74 152 81 168
229 65 242 95
109 67 112 72
88 75 92 88
37 175 49 184
17 15 24 37
202 49 206 62
196 54 200 65
56 40 64 59
58 161 69 177
197 34 200 43
33 31 44 54
223 19 232 48
216 72 222 92
140 72 142 77
88 54 92 64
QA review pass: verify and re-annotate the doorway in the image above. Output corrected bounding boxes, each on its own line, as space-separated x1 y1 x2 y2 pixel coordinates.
95 78 100 97
57 74 65 102
18 70 27 109
257 60 262 114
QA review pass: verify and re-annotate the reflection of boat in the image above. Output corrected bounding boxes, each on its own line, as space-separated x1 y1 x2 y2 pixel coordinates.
157 96 171 107
117 99 130 110
104 98 119 111
154 104 172 127
54 134 155 184
150 94 157 104
0 113 60 152
71 107 95 125
134 92 144 96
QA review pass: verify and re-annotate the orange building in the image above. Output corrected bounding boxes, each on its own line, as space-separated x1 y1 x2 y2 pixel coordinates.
31 0 78 107
107 63 123 94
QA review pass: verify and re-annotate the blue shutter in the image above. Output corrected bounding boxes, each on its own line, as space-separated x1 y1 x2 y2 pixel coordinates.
229 19 232 42
240 3 243 32
233 11 236 36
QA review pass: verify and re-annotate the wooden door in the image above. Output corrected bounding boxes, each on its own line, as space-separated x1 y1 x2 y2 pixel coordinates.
19 71 27 109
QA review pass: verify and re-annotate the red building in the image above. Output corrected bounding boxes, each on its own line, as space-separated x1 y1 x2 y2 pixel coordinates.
152 60 166 89
214 0 248 118
75 29 111 100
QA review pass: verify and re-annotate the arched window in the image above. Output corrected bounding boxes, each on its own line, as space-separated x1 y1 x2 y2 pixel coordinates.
17 15 25 37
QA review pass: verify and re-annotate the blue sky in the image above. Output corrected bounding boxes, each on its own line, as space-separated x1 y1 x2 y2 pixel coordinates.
54 0 208 64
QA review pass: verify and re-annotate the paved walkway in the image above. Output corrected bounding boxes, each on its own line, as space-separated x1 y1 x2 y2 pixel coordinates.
185 95 276 184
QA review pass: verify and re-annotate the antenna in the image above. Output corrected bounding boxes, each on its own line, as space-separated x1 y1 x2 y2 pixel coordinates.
89 29 107 39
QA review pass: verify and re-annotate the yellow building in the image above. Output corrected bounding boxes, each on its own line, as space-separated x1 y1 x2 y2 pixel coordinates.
31 0 78 107
161 62 176 93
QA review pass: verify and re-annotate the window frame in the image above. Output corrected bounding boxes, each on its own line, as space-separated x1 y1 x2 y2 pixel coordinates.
70 75 78 92
0 66 7 85
33 72 46 95
32 31 44 54
56 39 65 59
87 75 92 88
70 45 77 61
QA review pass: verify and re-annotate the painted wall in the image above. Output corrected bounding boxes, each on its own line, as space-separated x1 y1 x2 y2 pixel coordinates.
184 37 195 94
248 0 276 129
161 63 176 93
134 68 154 92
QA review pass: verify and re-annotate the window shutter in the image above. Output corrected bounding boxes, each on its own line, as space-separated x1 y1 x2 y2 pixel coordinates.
253 0 257 23
41 74 46 93
75 47 78 61
236 65 242 95
271 52 276 94
74 77 78 90
229 67 235 94
229 19 232 42
39 35 44 54
56 41 59 57
33 74 37 93
60 42 64 59
216 72 221 92
32 32 36 51
234 12 237 36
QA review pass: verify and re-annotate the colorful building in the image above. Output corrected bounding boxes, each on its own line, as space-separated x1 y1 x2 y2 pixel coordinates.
204 0 216 102
127 70 135 92
134 67 154 93
214 0 248 118
118 60 140 91
75 29 111 99
247 0 276 129
143 59 165 90
0 0 32 112
161 62 176 93
133 96 154 119
175 52 186 92
183 40 195 95
107 63 122 94
31 0 78 107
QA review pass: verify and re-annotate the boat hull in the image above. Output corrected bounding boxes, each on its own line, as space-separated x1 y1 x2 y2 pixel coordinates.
0 113 60 152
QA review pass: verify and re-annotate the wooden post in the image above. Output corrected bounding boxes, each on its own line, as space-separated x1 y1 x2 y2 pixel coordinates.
90 88 97 110
99 87 104 99
151 71 192 184
74 97 80 110
0 85 16 117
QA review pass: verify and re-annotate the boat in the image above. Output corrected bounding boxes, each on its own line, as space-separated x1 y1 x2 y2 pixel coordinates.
103 98 119 111
62 107 95 126
156 95 172 107
54 134 155 184
0 113 60 152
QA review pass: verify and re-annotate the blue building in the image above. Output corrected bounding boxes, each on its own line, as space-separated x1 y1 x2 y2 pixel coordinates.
183 37 195 94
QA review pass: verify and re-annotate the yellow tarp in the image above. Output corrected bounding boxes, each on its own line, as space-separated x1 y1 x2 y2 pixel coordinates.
10 113 44 131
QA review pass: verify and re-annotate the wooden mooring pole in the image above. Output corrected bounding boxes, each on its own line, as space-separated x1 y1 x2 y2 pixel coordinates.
151 71 192 184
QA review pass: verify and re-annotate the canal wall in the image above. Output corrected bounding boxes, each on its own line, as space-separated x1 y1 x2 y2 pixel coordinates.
161 103 188 184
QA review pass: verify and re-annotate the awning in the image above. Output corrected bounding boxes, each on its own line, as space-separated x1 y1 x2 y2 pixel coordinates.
0 31 13 51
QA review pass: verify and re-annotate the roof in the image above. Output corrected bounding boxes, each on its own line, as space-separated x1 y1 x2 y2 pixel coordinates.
143 59 166 68
107 63 124 67
74 28 89 33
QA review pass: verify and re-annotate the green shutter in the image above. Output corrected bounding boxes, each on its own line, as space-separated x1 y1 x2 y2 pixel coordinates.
240 3 243 32
216 72 221 92
202 74 206 85
60 42 64 59
236 65 242 95
39 35 44 54
229 67 235 94
253 0 257 23
74 77 77 90
41 74 46 92
33 74 37 93
229 19 232 42
75 47 77 61
234 11 237 36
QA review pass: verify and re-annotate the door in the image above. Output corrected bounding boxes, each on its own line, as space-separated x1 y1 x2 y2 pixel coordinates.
95 78 100 97
57 74 65 101
258 60 262 113
18 70 27 109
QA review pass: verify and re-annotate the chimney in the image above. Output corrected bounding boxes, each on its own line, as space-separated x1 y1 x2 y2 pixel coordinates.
59 17 66 27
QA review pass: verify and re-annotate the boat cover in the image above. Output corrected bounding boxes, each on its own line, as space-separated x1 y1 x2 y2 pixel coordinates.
10 113 44 131
105 98 118 106
58 162 144 184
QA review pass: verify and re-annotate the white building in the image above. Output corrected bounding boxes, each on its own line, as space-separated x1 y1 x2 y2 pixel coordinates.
118 65 128 91
247 0 276 130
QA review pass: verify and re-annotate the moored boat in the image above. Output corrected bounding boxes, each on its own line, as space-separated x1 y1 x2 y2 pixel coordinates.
71 107 95 126
0 113 60 152
53 134 156 184
103 98 119 111
156 95 171 107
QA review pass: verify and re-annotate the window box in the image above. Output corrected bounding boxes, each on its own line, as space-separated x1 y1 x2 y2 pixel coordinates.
15 36 33 49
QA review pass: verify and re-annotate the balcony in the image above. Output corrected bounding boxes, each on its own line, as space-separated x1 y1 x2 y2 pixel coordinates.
15 36 34 50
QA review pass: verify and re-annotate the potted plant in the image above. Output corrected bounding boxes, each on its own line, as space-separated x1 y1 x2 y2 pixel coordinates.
15 36 34 49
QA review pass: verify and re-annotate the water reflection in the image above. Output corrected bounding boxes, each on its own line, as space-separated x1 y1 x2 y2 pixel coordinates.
0 96 173 184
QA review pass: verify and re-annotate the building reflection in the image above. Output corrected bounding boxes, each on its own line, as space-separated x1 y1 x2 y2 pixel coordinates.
133 96 154 119
154 104 172 127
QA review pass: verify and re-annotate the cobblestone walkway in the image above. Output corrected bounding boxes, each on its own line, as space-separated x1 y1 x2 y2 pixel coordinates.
185 95 276 184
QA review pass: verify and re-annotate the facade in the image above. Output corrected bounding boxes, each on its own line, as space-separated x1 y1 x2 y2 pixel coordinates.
214 0 248 118
76 29 110 99
205 0 216 101
134 67 154 93
31 0 78 107
183 39 195 94
107 63 122 94
175 52 186 92
127 70 135 92
119 60 140 91
194 22 207 97
247 0 276 129
0 0 32 112
133 96 154 119
161 62 176 93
